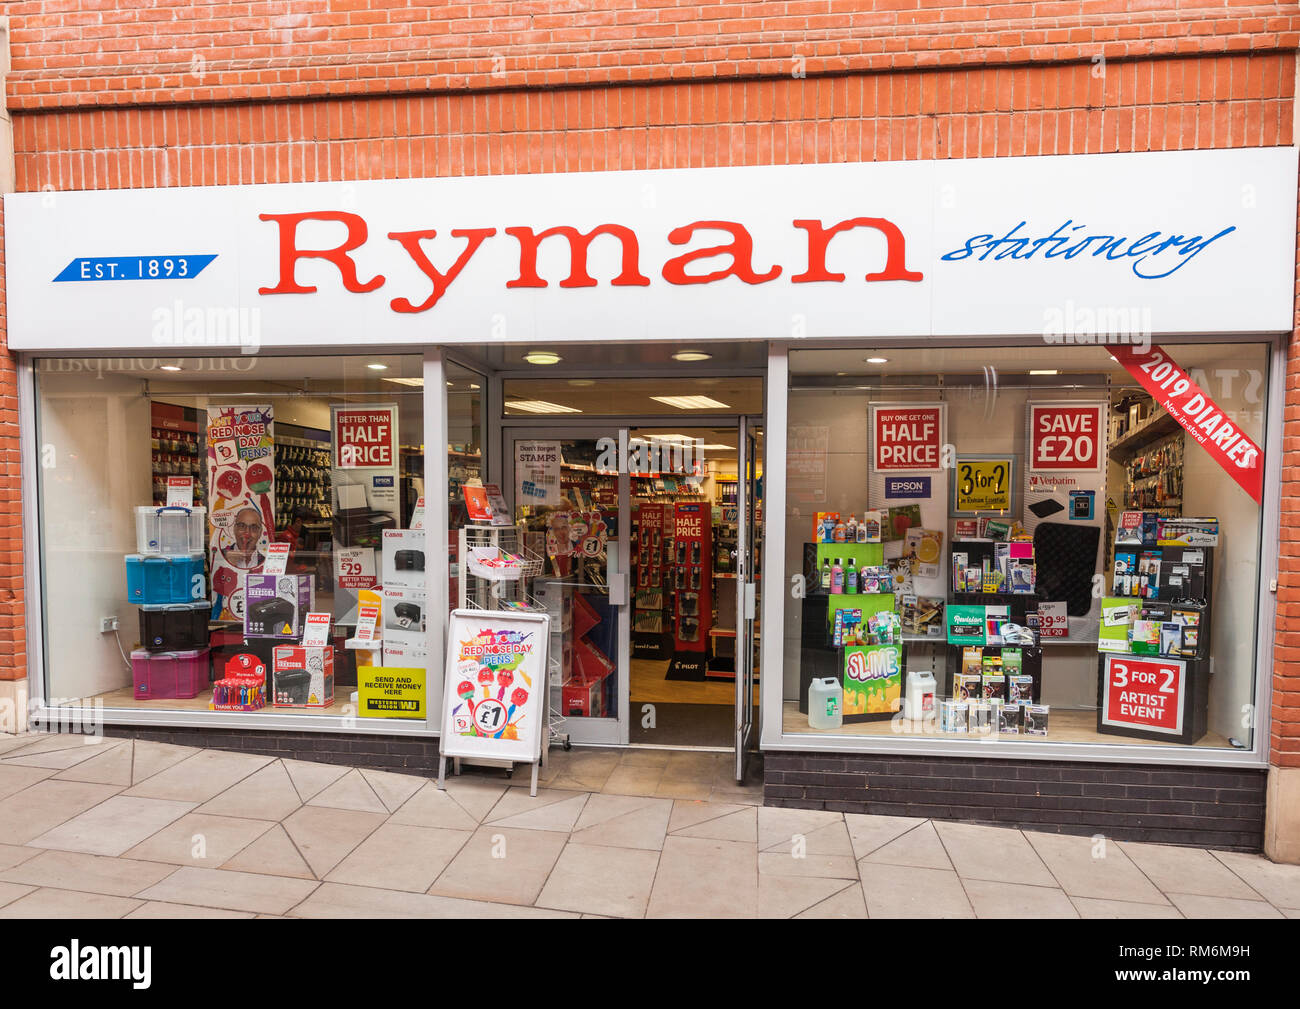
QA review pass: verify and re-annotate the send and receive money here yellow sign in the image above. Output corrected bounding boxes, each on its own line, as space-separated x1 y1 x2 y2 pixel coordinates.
955 457 1013 513
358 666 426 718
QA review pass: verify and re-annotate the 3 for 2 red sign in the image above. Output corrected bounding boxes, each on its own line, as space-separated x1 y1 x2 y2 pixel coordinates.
1101 655 1185 735
1028 403 1104 471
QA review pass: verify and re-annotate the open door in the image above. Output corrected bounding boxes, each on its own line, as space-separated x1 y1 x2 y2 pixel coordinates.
505 427 631 746
735 416 761 782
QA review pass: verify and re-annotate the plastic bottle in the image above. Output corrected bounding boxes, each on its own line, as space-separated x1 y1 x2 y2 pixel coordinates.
846 514 858 541
820 557 832 592
846 557 858 594
833 517 847 543
831 558 844 594
856 517 869 543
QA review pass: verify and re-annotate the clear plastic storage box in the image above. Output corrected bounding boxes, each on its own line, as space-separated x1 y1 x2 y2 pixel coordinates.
125 553 206 605
134 505 206 554
131 648 211 700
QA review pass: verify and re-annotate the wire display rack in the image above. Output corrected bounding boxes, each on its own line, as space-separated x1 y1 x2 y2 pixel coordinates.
457 524 570 751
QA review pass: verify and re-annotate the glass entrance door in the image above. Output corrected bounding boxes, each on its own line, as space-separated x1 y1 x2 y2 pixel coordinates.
507 429 630 746
735 416 762 781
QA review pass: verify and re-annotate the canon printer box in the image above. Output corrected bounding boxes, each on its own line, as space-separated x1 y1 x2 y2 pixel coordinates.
382 529 426 590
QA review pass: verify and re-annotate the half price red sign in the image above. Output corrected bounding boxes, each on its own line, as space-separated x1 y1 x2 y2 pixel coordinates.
872 405 942 471
1100 654 1185 735
334 408 396 468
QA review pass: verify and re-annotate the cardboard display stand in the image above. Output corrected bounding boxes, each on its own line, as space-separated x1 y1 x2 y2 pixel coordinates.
666 501 712 679
439 609 551 795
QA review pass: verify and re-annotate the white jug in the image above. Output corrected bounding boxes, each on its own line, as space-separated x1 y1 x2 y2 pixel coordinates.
808 677 843 730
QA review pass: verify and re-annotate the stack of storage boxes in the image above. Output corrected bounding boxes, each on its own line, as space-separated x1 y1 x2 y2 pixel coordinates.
126 506 211 700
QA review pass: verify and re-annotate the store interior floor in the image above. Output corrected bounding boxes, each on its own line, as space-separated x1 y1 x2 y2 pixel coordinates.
628 658 759 747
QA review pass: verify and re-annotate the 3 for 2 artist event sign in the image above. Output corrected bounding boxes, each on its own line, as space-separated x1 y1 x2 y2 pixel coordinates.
1100 653 1185 736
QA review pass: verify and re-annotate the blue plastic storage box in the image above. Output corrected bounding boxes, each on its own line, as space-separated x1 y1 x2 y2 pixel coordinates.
125 553 207 605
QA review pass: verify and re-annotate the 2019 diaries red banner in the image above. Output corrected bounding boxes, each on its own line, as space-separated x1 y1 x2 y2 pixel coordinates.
1109 344 1264 505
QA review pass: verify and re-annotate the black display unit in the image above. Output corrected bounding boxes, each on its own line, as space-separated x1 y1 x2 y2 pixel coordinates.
944 538 1045 703
1095 543 1215 745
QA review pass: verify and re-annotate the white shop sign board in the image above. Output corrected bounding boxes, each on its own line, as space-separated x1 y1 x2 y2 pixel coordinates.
4 147 1296 351
439 609 550 794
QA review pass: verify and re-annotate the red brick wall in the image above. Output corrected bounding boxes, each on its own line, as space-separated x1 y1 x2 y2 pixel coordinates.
1 5 1297 766
3 1 1297 108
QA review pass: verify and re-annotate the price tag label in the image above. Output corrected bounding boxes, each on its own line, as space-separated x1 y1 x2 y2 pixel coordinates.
335 546 377 589
302 612 332 647
410 496 425 530
354 604 380 643
166 476 194 507
1038 600 1069 638
262 542 290 575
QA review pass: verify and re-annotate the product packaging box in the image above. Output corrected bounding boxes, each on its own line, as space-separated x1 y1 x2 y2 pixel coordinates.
1007 674 1034 704
562 673 605 718
939 699 968 733
1129 620 1161 656
381 638 428 670
383 584 426 635
954 672 983 700
968 701 993 735
982 674 1005 700
244 574 314 639
1022 703 1050 736
998 703 1022 735
272 644 334 708
381 528 426 589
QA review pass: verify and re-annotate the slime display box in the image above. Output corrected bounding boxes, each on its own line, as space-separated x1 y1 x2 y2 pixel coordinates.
244 574 313 639
272 645 334 708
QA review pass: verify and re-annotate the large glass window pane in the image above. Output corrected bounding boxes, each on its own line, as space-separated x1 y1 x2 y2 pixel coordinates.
36 353 426 723
783 343 1267 751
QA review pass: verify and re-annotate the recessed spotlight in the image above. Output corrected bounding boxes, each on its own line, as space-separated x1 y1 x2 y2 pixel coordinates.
505 399 581 414
567 379 596 387
672 350 713 362
523 351 562 366
650 395 731 410
367 363 388 371
865 356 889 365
160 364 182 372
1029 369 1059 376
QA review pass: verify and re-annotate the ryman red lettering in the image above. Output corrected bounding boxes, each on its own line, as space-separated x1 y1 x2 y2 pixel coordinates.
258 212 923 309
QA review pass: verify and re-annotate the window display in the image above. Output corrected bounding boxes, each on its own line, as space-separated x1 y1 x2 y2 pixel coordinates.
784 343 1269 751
34 354 433 723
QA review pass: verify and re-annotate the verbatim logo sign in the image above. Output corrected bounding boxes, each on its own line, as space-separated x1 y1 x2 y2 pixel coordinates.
255 212 924 312
4 149 1295 351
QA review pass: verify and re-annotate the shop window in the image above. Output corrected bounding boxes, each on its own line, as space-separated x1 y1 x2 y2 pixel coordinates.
447 362 485 614
34 354 429 723
783 343 1268 751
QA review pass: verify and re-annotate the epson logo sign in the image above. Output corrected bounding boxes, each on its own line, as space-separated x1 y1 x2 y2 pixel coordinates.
884 476 931 499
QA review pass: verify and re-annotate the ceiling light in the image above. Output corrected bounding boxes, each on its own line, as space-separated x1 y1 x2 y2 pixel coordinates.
567 379 596 387
650 395 731 410
382 377 424 387
367 363 389 371
672 350 713 362
160 364 182 372
469 383 480 390
523 351 562 366
505 399 582 414
699 443 734 450
865 356 889 365
1029 369 1059 376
